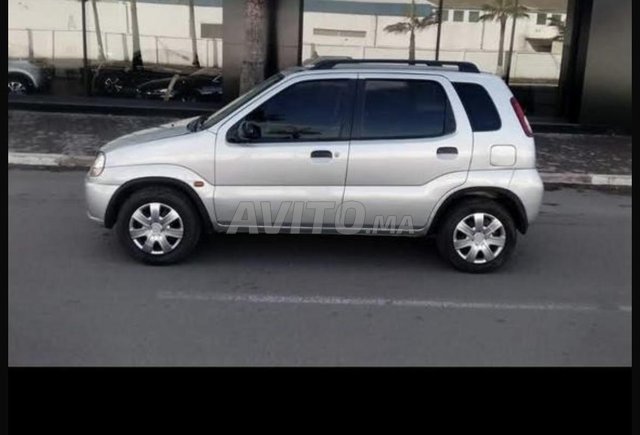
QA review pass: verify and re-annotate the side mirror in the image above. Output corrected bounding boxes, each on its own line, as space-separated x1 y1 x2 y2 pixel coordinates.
238 120 261 141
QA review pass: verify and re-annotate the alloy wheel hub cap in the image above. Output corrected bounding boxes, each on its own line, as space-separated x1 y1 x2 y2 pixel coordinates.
129 202 184 255
453 212 506 264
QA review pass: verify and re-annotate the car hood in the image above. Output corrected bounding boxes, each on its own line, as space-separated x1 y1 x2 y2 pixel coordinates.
101 116 200 153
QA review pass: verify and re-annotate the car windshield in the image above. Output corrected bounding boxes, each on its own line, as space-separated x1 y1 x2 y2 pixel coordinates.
201 72 284 130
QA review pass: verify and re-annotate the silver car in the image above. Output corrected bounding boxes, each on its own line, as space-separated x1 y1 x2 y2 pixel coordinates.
8 58 54 94
85 59 543 272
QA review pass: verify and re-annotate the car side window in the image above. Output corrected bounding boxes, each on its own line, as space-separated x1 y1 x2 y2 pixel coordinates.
452 82 502 132
355 79 456 140
236 79 354 142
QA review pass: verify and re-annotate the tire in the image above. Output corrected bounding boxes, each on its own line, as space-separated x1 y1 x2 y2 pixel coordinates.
100 74 123 95
8 74 33 95
436 198 517 273
179 93 199 103
115 187 202 265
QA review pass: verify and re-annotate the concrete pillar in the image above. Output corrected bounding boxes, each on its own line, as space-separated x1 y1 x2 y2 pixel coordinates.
578 0 631 132
222 0 303 102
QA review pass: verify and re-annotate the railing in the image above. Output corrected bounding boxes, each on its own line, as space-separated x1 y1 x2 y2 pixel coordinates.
8 28 223 68
303 42 563 82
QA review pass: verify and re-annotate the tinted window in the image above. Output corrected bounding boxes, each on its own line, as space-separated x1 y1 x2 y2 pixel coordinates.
452 82 502 132
453 10 464 22
468 11 480 22
358 80 456 139
243 79 352 142
536 13 547 25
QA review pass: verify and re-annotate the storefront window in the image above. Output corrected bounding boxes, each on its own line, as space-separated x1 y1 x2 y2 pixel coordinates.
9 0 85 97
438 0 569 117
302 0 439 63
85 0 223 102
301 0 570 118
8 0 223 103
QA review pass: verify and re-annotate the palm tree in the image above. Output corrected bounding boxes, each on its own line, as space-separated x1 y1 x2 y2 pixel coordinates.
384 0 439 61
548 15 565 41
479 0 529 74
130 0 143 69
188 0 200 68
91 0 106 62
239 0 268 94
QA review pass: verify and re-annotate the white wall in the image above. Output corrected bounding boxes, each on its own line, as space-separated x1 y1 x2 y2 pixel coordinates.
7 0 565 81
302 8 566 81
8 0 223 67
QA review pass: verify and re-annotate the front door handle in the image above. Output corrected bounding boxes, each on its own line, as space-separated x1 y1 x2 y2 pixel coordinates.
437 147 458 155
310 150 333 159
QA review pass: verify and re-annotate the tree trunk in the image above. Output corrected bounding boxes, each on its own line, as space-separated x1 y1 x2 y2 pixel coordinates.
409 28 415 61
130 0 143 70
91 0 105 61
239 0 268 94
497 17 506 70
188 0 200 68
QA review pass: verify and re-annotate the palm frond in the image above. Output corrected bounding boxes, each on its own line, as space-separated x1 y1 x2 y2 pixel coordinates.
416 12 439 29
384 22 412 34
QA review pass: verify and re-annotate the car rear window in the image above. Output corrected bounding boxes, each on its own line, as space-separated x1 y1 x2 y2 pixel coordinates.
452 82 502 132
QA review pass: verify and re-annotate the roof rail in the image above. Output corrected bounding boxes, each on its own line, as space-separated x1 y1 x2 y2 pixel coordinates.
309 59 480 73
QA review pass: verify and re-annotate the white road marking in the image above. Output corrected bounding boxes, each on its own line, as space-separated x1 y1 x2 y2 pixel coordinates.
157 291 632 313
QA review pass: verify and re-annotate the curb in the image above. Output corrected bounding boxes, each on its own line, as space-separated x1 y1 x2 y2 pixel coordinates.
8 152 632 187
539 172 632 187
8 152 95 168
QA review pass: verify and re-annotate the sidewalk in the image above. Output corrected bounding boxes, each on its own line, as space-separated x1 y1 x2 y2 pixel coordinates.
8 109 632 186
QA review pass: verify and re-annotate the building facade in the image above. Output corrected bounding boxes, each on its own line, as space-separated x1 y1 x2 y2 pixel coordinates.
7 0 632 132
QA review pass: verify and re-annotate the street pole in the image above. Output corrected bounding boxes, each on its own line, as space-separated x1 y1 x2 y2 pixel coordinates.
81 0 90 95
435 0 444 60
505 0 518 83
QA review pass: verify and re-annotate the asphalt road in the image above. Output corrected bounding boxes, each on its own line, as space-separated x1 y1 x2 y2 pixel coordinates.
8 168 632 366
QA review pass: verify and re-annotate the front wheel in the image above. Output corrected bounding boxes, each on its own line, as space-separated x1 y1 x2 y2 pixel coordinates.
115 187 202 265
436 199 517 273
8 75 33 95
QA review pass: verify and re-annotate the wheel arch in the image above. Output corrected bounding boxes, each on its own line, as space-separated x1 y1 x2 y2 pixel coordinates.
7 71 36 88
104 177 213 233
428 187 529 236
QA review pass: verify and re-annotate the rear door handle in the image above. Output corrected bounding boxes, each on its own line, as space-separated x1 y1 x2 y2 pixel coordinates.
311 150 333 159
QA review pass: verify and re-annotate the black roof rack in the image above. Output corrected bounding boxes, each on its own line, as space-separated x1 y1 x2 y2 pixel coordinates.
309 58 480 73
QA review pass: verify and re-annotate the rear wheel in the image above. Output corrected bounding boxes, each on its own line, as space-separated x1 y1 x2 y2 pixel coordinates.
436 199 516 273
115 187 202 265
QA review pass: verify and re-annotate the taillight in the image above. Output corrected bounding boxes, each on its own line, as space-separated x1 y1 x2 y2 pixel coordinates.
510 97 533 137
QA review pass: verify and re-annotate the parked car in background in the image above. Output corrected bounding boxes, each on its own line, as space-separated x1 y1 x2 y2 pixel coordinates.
91 62 196 98
136 67 223 102
8 58 54 95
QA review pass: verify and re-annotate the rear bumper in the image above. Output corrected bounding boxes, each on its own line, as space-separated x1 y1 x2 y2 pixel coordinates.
508 169 544 225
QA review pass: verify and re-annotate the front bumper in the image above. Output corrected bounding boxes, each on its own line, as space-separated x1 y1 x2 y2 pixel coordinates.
85 176 119 225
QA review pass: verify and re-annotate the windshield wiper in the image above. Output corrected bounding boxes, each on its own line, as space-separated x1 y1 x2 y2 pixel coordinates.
187 114 208 132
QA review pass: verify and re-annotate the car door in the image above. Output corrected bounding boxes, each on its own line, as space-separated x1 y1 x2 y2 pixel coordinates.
342 73 473 232
214 73 357 230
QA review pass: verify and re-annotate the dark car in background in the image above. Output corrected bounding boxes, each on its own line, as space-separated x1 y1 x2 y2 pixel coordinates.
8 58 55 95
91 62 197 98
136 67 223 102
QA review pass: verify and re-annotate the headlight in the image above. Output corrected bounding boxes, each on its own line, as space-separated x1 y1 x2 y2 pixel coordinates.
89 152 106 177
